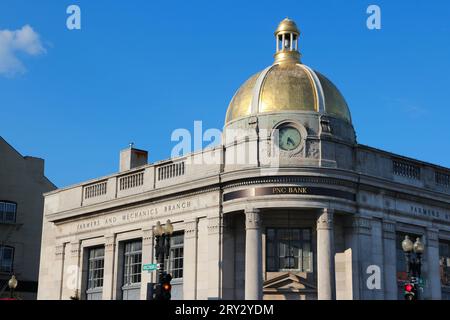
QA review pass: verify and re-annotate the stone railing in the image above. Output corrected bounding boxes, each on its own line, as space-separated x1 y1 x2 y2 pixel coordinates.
83 180 107 199
157 161 185 181
119 171 144 191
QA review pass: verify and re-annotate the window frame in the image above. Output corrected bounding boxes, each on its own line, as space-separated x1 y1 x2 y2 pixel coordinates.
122 239 142 287
0 201 17 224
0 246 15 274
86 246 105 292
167 232 184 280
265 227 313 273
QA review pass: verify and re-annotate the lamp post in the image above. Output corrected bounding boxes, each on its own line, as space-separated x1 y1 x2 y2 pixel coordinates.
153 220 174 300
154 219 174 271
8 275 18 299
402 235 425 299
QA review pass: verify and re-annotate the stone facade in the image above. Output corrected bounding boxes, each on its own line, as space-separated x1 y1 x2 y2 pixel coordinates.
36 140 450 300
36 19 450 300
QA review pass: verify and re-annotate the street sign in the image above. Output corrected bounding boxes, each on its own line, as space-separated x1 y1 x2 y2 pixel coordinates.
143 263 159 271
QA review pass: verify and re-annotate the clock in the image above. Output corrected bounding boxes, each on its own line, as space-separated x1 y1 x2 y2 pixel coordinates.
278 126 301 151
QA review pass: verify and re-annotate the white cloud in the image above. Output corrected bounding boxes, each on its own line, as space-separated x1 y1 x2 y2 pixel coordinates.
0 25 46 76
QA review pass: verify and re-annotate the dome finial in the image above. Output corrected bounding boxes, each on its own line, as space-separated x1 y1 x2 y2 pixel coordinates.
274 18 301 64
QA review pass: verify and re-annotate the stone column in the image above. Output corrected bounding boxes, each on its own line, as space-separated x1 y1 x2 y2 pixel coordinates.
355 216 373 300
140 228 154 300
425 228 441 300
371 219 385 299
245 208 262 300
382 220 397 300
317 208 335 300
54 243 66 300
102 234 116 300
208 215 222 299
183 219 198 299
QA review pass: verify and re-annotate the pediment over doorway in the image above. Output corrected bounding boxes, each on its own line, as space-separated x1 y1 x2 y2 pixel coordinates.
263 272 317 294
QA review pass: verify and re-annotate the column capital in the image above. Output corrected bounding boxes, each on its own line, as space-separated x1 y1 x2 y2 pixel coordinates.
104 234 116 252
317 208 334 230
184 218 198 239
245 209 261 230
426 228 439 248
55 243 65 259
142 228 153 242
69 240 81 258
345 215 371 235
382 220 396 240
208 216 222 235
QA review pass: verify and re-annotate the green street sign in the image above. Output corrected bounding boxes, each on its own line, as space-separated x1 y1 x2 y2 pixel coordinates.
143 263 159 271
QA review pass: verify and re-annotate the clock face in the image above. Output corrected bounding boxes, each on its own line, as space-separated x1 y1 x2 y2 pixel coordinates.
278 126 301 151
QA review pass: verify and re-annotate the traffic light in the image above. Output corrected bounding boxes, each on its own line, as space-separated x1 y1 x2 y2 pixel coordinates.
404 282 417 300
161 273 172 300
152 272 172 300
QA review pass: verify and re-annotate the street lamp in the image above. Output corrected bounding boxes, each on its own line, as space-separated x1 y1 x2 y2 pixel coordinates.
8 275 18 299
152 220 174 300
154 220 174 270
402 235 425 300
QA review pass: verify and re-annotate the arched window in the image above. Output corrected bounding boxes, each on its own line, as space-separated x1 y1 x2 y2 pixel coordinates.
0 201 17 223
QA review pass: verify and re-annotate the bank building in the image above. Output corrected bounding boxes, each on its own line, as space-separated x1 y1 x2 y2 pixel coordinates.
38 19 450 300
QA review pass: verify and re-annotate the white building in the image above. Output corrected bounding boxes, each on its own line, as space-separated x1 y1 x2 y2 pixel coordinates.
37 19 450 300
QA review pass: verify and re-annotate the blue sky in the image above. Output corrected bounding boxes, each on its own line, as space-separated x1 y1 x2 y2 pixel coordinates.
1 0 449 188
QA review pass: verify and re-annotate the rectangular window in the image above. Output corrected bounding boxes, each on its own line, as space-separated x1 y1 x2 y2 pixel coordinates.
121 239 142 300
439 240 450 287
0 246 14 273
0 201 17 223
86 246 104 300
168 233 184 279
123 240 142 285
266 228 313 272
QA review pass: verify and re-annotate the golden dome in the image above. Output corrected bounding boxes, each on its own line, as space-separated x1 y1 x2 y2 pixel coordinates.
274 18 300 35
224 19 351 125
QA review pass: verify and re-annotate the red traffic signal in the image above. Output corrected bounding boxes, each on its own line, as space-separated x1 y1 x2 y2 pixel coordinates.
404 283 416 300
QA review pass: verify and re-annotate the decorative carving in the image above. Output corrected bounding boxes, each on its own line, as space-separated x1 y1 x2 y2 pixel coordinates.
245 209 261 230
208 216 222 234
184 219 198 239
426 229 439 248
306 141 319 159
320 118 332 134
316 208 334 230
70 241 81 257
248 116 258 128
55 244 65 258
351 216 372 235
382 220 396 240
104 235 115 252
142 228 153 242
